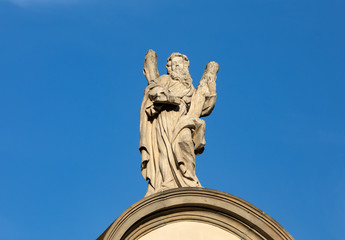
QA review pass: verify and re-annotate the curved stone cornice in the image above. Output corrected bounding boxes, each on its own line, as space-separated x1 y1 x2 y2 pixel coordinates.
97 188 294 240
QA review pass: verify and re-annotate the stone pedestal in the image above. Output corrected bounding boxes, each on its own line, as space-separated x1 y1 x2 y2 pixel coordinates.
97 188 294 240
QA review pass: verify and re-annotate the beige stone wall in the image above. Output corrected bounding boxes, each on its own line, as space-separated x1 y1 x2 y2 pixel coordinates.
138 221 240 240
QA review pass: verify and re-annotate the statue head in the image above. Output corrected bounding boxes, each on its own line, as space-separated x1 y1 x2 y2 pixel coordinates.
166 52 192 87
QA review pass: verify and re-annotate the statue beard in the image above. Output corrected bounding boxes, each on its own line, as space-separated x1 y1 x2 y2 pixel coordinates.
169 69 192 88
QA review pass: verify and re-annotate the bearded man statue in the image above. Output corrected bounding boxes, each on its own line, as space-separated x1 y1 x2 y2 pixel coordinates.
139 51 219 197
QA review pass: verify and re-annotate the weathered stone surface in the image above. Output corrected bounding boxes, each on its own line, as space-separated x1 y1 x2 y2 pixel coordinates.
97 188 294 240
140 50 219 196
138 221 240 240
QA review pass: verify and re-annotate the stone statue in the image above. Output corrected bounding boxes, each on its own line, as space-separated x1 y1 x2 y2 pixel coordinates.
139 50 219 196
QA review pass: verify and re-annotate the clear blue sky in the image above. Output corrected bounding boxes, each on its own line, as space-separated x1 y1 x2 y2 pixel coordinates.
0 0 344 239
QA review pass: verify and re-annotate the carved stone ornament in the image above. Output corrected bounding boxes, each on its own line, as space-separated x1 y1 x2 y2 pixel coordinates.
97 188 295 240
140 50 219 197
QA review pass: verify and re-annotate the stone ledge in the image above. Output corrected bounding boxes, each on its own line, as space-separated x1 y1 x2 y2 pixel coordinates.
97 188 294 240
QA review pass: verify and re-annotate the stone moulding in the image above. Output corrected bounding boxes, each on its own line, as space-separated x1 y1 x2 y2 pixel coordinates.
97 188 294 240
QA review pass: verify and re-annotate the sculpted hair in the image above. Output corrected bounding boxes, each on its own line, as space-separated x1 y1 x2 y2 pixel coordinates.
166 52 192 87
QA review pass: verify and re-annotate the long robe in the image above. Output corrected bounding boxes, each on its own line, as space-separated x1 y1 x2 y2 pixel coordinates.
139 74 216 196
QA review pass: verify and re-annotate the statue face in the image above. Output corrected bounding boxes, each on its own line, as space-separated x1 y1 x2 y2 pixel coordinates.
171 56 184 73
